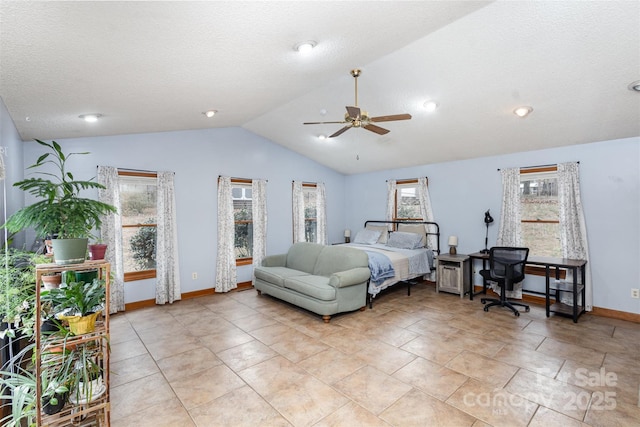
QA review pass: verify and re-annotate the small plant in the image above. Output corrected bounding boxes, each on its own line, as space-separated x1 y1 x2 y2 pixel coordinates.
40 279 106 318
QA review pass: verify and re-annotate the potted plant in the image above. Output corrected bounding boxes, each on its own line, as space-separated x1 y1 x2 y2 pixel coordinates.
2 139 117 265
40 278 106 335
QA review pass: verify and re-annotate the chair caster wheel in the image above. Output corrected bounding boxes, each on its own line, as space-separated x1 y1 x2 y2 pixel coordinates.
483 306 489 312
525 307 530 312
481 299 486 304
514 311 520 317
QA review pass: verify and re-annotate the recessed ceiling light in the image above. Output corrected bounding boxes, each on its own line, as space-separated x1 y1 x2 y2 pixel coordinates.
203 110 218 118
79 114 102 122
628 80 640 92
423 101 438 112
513 106 533 118
318 134 327 141
294 40 317 53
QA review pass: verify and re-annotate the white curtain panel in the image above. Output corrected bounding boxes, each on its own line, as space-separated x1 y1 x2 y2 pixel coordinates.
385 179 397 227
97 166 125 313
292 181 305 243
417 177 437 281
316 182 327 245
215 176 237 292
558 162 593 311
156 171 181 305
252 179 267 276
496 167 523 299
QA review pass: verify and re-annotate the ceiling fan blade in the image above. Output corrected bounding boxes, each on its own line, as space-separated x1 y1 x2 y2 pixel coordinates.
329 125 352 138
363 123 390 135
303 121 347 125
370 113 412 122
346 106 360 119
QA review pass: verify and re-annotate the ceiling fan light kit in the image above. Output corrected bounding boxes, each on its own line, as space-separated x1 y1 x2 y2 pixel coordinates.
79 114 102 123
203 110 218 118
294 40 317 53
423 101 438 112
628 80 640 92
303 68 412 138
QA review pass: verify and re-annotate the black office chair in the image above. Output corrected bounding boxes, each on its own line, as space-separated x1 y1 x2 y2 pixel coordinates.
480 247 530 316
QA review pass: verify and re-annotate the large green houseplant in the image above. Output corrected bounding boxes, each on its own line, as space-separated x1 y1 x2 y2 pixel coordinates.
2 139 117 265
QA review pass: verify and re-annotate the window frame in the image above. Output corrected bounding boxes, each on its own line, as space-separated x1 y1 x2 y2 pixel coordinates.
118 170 158 282
231 178 253 266
393 178 427 223
302 183 318 243
519 166 565 278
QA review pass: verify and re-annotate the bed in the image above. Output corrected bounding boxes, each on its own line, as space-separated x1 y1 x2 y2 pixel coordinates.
341 220 440 307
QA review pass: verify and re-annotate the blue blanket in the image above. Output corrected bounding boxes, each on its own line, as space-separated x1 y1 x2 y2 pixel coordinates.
364 250 395 286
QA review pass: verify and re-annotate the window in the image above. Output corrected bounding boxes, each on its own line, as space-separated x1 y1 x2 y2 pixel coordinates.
394 179 422 220
302 184 318 242
118 171 157 281
520 167 562 258
232 179 253 265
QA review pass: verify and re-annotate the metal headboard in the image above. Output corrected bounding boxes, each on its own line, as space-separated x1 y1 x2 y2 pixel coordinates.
363 220 440 255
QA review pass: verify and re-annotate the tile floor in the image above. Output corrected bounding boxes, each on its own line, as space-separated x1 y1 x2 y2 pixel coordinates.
109 283 640 426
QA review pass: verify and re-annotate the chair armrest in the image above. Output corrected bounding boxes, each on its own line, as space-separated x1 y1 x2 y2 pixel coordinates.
329 267 371 288
261 254 287 267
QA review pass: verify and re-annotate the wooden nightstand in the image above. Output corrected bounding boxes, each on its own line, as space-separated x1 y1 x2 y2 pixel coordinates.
436 253 470 298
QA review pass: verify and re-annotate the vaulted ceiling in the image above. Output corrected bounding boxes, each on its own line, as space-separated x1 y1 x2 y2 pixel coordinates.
1 1 639 174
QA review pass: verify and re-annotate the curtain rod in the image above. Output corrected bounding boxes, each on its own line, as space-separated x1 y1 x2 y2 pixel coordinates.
497 161 579 171
97 166 159 174
385 177 427 182
218 175 268 182
292 180 322 185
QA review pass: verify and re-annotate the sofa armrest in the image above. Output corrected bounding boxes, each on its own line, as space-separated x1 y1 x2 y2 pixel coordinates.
261 254 287 267
329 267 371 288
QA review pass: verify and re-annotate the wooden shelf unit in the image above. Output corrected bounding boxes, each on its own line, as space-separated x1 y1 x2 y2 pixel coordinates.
35 261 111 427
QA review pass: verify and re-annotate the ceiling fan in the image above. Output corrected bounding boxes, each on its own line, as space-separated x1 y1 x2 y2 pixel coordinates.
303 68 412 138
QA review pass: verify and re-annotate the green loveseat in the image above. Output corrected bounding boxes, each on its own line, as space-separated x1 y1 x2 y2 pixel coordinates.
253 242 371 322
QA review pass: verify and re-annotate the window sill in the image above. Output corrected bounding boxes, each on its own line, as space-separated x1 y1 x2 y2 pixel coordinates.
124 270 156 282
236 258 253 267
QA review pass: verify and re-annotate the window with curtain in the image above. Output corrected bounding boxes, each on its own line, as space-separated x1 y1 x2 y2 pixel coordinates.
231 179 253 265
292 181 327 244
394 179 424 220
520 166 561 258
118 171 157 281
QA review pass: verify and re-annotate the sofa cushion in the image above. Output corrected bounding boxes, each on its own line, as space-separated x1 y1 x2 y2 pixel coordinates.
313 245 369 277
284 275 336 301
285 242 324 273
254 266 309 287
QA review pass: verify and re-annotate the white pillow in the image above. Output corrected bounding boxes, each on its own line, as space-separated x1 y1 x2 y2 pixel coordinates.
386 231 423 249
353 229 382 245
397 223 427 248
365 225 389 244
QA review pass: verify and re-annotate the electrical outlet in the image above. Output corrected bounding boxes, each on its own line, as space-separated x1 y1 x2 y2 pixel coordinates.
631 288 640 299
192 272 198 280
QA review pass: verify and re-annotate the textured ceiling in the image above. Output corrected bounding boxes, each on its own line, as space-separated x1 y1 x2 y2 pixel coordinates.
1 1 639 175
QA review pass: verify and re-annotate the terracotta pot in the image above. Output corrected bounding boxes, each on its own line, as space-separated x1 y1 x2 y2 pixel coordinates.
41 274 62 289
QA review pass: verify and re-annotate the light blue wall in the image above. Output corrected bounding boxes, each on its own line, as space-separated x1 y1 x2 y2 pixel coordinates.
19 128 346 304
0 97 26 249
345 137 640 314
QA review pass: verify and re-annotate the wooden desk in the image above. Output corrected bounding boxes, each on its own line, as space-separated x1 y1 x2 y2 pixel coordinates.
468 252 587 322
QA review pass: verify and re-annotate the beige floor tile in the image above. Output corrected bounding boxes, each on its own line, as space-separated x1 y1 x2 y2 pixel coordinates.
110 352 159 387
197 325 255 353
380 388 476 427
156 345 222 381
407 318 461 337
536 337 606 366
269 329 329 363
134 320 187 345
334 366 412 415
353 340 416 375
505 368 590 420
111 396 195 427
170 364 246 410
446 351 519 388
189 385 291 427
314 401 389 427
110 372 176 421
229 312 279 332
110 336 148 363
492 343 565 378
446 330 505 357
447 379 538 427
144 333 202 360
393 357 469 401
584 399 640 427
297 348 367 384
320 327 379 354
401 334 463 365
529 406 590 427
238 356 310 399
216 339 277 371
363 322 420 347
249 322 294 345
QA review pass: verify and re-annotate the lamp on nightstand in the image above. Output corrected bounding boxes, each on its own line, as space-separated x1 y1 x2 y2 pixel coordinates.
344 229 351 243
448 236 458 255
